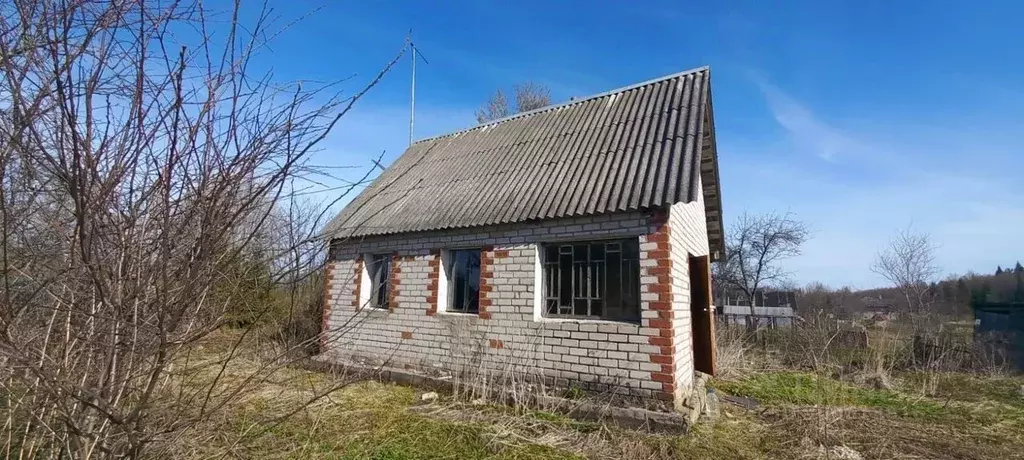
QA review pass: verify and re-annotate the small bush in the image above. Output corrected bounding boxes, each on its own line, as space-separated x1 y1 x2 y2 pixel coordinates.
267 272 325 356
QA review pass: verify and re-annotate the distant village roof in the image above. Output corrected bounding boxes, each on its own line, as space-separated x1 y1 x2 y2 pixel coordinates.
717 289 798 309
326 66 724 253
860 296 894 310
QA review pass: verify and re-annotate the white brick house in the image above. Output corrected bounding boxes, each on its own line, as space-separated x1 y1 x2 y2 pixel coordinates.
321 67 724 412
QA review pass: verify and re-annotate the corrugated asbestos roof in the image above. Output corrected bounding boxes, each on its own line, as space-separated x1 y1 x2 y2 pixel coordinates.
327 66 723 251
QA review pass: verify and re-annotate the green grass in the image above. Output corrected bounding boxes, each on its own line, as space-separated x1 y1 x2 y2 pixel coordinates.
900 371 1024 407
715 371 1024 427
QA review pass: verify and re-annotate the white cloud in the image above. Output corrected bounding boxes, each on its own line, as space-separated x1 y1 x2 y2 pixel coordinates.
755 80 858 161
723 80 1024 288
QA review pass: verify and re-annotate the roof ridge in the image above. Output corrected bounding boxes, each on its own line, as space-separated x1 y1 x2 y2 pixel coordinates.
412 65 710 146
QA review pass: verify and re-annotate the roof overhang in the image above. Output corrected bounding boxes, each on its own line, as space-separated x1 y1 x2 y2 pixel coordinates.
700 93 726 260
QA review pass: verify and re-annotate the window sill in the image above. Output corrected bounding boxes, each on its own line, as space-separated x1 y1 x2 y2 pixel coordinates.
361 306 390 314
535 316 641 326
437 311 481 318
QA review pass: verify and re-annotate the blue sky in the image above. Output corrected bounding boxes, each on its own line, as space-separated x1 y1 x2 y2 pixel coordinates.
243 1 1024 288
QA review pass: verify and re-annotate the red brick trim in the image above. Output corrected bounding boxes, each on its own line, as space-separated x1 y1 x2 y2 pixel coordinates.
488 339 504 349
401 331 413 340
644 214 675 399
387 253 402 311
319 261 336 352
478 247 496 319
426 250 440 316
350 257 363 310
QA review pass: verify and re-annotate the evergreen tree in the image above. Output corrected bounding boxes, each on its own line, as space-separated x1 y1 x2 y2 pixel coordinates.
955 278 971 314
956 278 969 300
972 281 992 303
1015 271 1024 302
996 266 1004 275
1015 261 1023 273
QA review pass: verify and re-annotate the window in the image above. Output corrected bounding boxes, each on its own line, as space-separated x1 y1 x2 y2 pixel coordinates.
367 253 391 309
447 249 481 313
542 239 640 322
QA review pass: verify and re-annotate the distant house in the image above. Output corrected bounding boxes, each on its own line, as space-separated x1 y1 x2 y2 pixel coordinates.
859 296 897 322
716 290 797 329
320 67 725 412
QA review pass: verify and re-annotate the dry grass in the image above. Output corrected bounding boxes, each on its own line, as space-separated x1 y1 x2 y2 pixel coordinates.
158 328 1024 459
160 330 786 459
709 319 1024 460
766 406 1023 460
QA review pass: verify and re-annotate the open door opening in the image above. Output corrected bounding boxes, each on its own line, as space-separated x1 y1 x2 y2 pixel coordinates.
689 255 716 375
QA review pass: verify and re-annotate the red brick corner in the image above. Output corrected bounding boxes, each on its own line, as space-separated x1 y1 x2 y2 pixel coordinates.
319 261 337 352
426 249 440 316
478 246 496 319
643 213 675 399
350 257 363 311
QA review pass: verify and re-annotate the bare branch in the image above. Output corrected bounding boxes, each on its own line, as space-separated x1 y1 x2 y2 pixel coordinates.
871 224 939 313
0 1 401 457
715 211 809 329
475 82 551 123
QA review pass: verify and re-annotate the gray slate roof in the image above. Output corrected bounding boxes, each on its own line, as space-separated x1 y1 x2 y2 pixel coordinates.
327 66 724 253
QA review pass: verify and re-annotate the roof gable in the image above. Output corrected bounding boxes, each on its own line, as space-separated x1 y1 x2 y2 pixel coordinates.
327 66 723 252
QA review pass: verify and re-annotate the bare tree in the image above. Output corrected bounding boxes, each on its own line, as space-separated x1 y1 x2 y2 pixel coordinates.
475 82 552 123
0 2 404 457
475 89 510 123
871 225 939 313
513 82 552 112
717 212 809 328
799 282 855 318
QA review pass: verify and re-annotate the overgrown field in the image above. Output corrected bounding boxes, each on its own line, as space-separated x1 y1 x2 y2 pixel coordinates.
166 331 769 459
161 327 1024 460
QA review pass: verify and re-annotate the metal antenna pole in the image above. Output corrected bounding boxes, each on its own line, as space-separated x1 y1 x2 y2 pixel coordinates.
408 34 429 147
409 41 415 147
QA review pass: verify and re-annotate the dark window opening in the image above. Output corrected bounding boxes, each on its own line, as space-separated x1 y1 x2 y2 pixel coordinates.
543 238 640 322
448 249 481 314
368 253 391 309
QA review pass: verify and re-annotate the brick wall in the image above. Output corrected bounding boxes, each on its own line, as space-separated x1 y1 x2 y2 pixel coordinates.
668 175 712 409
322 208 711 407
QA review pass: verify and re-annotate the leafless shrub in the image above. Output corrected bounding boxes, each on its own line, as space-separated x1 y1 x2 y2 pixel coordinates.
443 322 561 413
0 2 405 457
714 321 752 379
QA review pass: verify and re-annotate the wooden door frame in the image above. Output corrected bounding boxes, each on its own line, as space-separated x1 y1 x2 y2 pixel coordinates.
689 254 716 375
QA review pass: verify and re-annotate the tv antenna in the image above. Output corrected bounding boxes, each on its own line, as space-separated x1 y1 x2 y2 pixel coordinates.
408 32 429 146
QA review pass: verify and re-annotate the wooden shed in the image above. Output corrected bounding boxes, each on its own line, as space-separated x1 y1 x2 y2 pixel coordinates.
973 301 1024 371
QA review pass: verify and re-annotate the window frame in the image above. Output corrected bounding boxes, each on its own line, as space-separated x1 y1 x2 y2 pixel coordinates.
444 248 482 315
365 253 392 309
540 237 642 323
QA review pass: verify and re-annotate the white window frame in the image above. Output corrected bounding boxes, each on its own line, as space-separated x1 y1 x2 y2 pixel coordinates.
359 253 391 310
437 248 482 315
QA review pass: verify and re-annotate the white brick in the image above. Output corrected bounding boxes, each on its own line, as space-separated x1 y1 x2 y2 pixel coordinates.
321 209 701 406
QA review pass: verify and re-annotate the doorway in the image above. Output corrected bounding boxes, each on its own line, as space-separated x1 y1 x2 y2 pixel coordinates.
689 255 716 375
